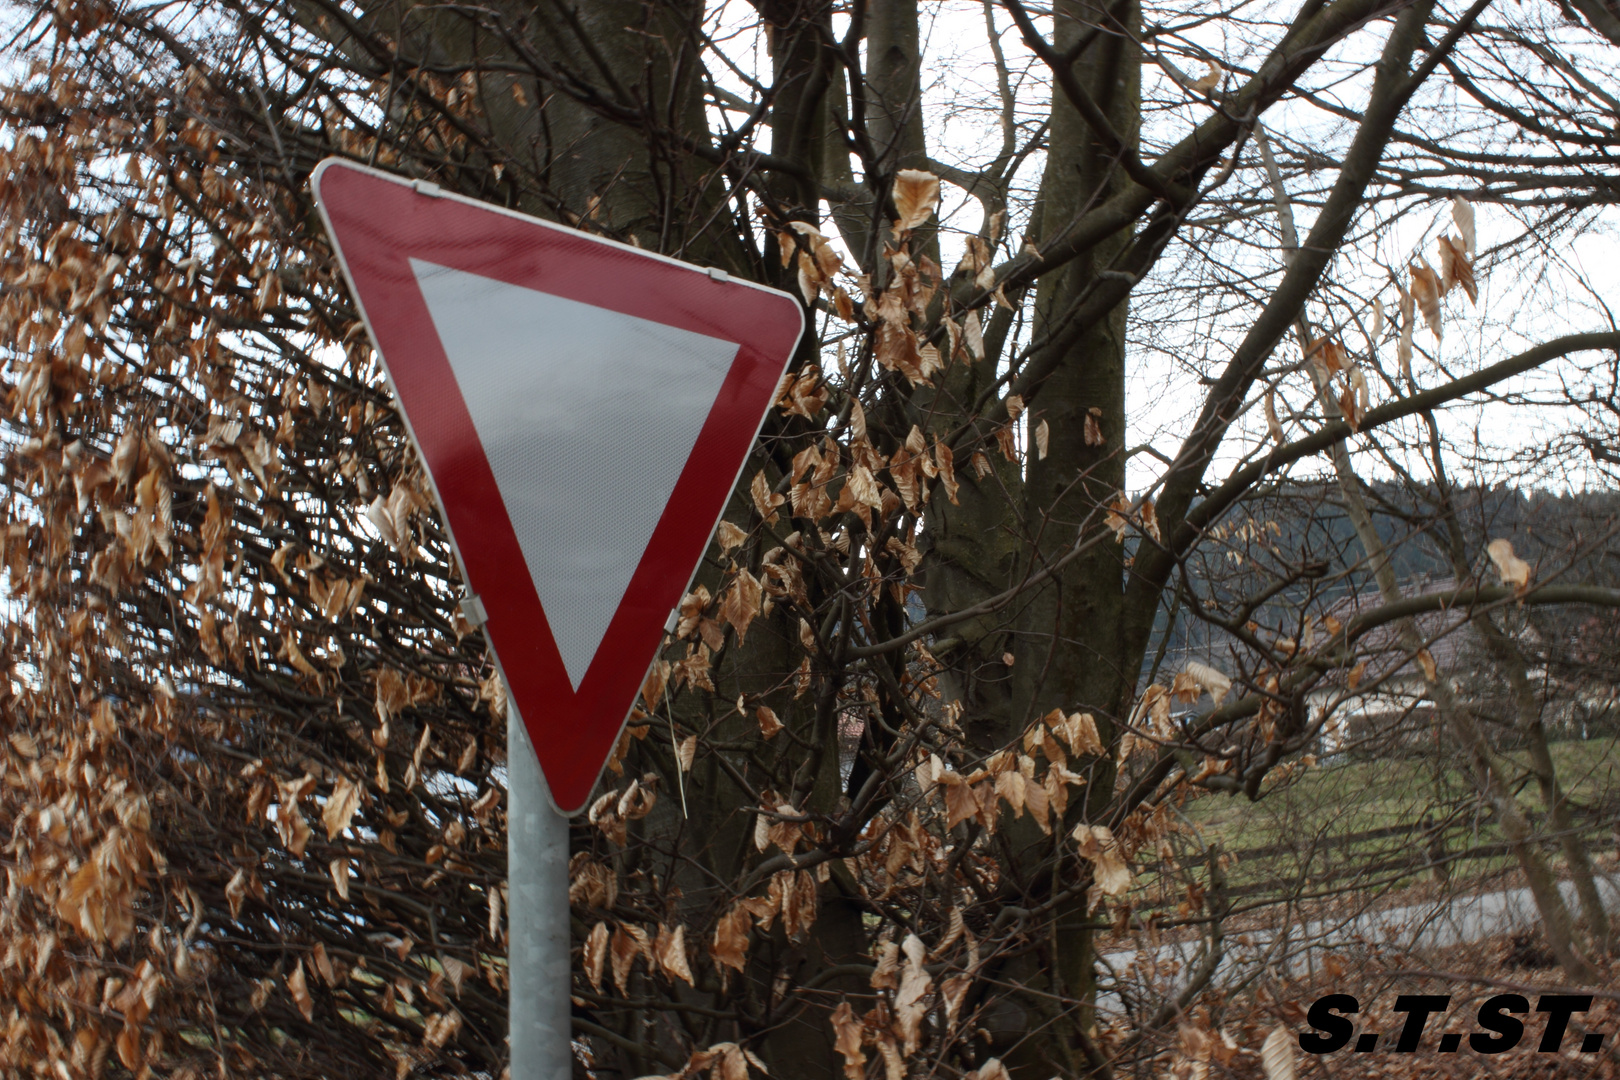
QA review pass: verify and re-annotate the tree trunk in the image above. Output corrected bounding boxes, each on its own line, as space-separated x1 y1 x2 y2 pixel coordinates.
1490 627 1612 954
1420 423 1613 955
1004 0 1142 1070
1309 374 1599 983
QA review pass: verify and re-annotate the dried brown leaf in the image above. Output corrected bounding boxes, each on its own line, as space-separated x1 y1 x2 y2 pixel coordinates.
312 942 337 988
718 568 764 643
1065 712 1105 756
1084 406 1105 447
1398 286 1415 381
1452 196 1476 257
584 921 610 992
287 960 315 1022
655 923 694 986
1308 337 1347 374
1338 379 1360 433
963 309 985 360
971 1060 1010 1080
1261 1026 1296 1080
934 439 959 504
226 867 248 921
1072 824 1132 897
892 169 940 231
1487 537 1532 593
1184 661 1232 702
329 859 350 902
322 776 361 840
710 905 752 973
1265 389 1284 446
831 1000 867 1080
1191 61 1222 93
1410 260 1442 341
893 933 933 1053
1140 497 1160 542
750 471 784 524
942 775 980 831
1437 234 1477 305
716 520 747 555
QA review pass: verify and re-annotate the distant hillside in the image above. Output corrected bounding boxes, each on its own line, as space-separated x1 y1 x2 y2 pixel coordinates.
1145 481 1620 676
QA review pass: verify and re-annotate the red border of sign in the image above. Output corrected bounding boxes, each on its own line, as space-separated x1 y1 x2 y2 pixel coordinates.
312 159 804 813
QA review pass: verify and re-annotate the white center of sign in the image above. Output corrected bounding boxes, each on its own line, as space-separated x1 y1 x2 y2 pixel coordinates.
410 259 740 689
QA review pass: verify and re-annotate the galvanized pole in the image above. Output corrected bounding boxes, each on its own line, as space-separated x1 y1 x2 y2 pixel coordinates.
508 710 573 1079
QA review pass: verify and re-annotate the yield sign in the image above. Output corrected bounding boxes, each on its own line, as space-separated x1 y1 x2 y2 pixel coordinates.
313 160 804 813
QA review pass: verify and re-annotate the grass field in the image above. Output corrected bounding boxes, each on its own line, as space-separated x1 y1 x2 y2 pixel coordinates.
1172 733 1620 901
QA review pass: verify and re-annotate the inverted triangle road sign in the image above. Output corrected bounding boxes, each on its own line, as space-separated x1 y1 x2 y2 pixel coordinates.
313 159 804 813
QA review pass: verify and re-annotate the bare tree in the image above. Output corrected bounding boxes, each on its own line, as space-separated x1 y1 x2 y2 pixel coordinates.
0 1 1618 1078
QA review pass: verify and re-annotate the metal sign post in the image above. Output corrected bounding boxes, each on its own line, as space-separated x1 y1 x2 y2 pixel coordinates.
508 712 572 1080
